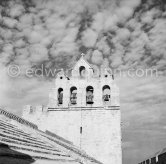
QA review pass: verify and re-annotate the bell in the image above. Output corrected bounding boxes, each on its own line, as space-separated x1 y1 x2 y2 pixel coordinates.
58 94 63 104
103 94 110 101
70 93 77 104
71 99 77 104
86 95 94 104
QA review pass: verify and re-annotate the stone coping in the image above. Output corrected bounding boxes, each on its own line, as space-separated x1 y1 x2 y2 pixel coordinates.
48 106 120 111
0 108 38 129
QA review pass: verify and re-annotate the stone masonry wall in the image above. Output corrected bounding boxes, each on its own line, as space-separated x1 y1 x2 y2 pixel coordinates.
40 108 122 164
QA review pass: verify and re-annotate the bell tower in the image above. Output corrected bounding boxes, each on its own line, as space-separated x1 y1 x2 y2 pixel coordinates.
23 54 122 164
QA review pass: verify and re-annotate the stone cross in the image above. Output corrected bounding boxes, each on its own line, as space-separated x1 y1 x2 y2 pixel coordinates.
81 53 85 58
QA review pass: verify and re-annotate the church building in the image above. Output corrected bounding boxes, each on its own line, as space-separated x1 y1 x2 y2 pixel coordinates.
23 54 122 164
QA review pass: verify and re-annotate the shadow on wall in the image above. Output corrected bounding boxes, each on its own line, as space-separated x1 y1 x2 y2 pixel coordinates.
0 142 35 164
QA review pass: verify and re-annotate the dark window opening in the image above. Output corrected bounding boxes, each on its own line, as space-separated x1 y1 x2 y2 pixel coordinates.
80 127 82 134
58 88 63 105
86 86 94 104
70 86 77 105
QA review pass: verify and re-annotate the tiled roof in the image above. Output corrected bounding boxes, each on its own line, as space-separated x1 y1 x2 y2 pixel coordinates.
159 147 166 155
139 148 166 164
0 108 102 164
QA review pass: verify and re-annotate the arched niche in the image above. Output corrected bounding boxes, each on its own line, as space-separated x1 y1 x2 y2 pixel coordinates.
86 86 94 104
102 85 111 103
70 86 77 105
58 88 63 105
79 66 86 77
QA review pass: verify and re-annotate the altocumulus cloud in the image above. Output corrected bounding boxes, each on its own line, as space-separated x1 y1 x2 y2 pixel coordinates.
0 0 166 164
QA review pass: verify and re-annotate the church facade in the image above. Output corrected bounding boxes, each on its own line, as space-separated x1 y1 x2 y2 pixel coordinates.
23 54 122 164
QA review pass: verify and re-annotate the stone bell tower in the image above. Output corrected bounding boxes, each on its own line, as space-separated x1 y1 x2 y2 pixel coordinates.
23 54 122 164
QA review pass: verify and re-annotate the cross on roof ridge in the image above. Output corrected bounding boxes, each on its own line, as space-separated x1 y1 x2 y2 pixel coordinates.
81 53 85 58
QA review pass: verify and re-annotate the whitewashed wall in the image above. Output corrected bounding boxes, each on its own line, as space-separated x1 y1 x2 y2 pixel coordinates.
43 108 122 164
22 56 122 164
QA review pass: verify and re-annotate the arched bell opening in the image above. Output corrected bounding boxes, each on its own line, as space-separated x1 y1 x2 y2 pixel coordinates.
86 86 94 104
58 88 63 105
70 86 77 105
102 85 111 103
79 66 86 78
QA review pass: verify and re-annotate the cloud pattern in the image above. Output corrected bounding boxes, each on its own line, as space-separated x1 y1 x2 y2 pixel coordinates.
0 0 165 70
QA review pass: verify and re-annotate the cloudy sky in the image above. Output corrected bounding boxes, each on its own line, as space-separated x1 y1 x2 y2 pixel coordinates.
0 0 166 163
